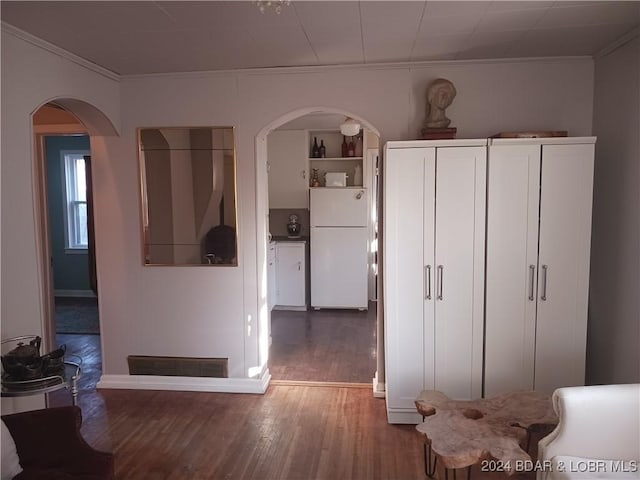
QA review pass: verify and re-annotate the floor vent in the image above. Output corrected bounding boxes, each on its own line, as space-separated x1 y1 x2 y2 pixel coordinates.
127 355 228 378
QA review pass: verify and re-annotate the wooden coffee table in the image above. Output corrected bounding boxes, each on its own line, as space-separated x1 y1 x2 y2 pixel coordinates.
415 390 558 478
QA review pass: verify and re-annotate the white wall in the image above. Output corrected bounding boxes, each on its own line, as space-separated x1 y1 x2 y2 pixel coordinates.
1 28 120 412
2 26 596 388
1 29 120 336
587 35 640 385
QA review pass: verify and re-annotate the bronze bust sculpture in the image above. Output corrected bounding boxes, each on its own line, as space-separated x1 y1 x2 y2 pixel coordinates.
424 78 457 129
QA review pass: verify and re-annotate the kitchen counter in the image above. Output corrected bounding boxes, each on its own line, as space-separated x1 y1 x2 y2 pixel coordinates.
271 235 309 243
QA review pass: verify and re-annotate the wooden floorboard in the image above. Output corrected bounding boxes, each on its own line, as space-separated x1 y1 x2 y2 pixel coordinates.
268 304 377 383
56 384 424 480
47 320 538 479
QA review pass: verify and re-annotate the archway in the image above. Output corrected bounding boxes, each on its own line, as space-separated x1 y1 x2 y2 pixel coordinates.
31 98 117 406
255 107 383 388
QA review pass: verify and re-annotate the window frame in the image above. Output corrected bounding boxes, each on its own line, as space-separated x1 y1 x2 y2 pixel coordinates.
61 150 90 254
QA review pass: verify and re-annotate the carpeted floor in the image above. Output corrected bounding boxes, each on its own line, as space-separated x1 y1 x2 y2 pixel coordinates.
55 296 100 335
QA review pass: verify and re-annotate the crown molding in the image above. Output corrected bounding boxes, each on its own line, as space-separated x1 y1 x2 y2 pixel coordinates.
595 26 640 59
1 22 120 82
2 20 594 82
120 55 593 81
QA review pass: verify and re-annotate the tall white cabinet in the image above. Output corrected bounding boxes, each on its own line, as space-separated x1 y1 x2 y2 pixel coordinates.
484 137 595 397
383 140 486 424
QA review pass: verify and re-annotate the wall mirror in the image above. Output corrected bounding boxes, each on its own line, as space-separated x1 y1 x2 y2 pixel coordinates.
138 127 238 266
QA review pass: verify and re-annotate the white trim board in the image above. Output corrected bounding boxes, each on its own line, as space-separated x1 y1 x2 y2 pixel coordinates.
97 370 271 394
386 409 422 425
1 22 120 81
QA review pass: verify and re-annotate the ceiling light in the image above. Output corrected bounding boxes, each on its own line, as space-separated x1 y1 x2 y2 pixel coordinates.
340 118 361 137
255 1 291 14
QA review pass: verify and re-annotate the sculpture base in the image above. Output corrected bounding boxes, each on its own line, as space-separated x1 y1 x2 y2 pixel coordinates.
421 127 457 140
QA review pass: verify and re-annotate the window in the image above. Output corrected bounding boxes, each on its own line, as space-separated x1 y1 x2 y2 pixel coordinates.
62 151 89 251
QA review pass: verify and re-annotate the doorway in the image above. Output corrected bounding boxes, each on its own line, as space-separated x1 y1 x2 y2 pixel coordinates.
261 111 381 385
33 103 102 398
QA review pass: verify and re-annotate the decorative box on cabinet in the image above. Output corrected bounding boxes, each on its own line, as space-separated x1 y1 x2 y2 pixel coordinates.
274 241 306 310
383 139 487 424
484 137 595 397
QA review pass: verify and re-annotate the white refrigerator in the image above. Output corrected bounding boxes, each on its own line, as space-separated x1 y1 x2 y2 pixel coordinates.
310 188 368 309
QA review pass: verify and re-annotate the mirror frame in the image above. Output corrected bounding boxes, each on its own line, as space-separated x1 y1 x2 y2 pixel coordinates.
137 126 239 267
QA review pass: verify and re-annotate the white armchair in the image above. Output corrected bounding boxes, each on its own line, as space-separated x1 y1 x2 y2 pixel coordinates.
537 384 640 480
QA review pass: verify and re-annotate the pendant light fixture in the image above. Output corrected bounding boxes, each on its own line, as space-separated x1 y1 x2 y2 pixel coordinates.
340 117 361 137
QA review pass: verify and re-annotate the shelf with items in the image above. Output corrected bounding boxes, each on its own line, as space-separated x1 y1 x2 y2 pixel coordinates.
309 156 362 161
309 159 364 187
308 129 363 160
307 129 365 187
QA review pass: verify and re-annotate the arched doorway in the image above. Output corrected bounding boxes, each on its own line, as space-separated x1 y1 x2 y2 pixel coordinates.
255 108 383 387
31 99 117 405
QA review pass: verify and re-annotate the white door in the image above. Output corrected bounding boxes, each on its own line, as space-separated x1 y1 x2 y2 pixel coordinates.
268 130 308 208
275 243 305 307
535 144 594 393
383 147 435 413
310 188 368 227
433 146 485 400
484 144 540 396
310 227 368 308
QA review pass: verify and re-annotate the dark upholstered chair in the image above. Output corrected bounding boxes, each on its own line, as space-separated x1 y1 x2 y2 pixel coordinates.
1 406 114 479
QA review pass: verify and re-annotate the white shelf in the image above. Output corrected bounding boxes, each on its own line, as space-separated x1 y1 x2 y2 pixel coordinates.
309 156 363 161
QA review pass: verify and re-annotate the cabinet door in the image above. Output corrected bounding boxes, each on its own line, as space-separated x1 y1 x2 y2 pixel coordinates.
535 144 594 393
276 243 306 307
433 146 485 400
383 147 435 415
484 144 540 397
268 130 308 208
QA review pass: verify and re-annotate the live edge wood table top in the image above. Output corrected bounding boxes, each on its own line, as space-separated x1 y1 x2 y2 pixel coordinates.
415 390 558 476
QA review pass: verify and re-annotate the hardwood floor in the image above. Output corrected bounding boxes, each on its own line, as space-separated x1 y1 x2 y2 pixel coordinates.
49 334 425 480
82 387 424 479
47 334 540 480
269 304 377 384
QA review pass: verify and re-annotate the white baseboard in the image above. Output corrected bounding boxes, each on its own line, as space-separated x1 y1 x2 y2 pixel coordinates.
272 305 307 311
97 369 271 394
372 372 385 398
54 289 96 298
386 409 422 425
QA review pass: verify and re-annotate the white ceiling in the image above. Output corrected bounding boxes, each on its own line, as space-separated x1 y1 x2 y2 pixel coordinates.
2 1 639 76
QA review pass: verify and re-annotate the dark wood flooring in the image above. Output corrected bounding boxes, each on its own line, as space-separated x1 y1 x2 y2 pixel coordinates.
48 330 538 480
268 304 377 384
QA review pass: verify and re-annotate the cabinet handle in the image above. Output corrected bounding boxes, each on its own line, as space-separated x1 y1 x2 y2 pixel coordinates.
528 265 536 301
297 261 301 271
424 265 432 300
301 170 306 180
437 265 444 300
540 265 548 301
356 190 364 200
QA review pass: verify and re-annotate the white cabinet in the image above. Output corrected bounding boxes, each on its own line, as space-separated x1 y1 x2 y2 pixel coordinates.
383 140 486 423
274 242 306 310
268 130 308 208
484 138 595 397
